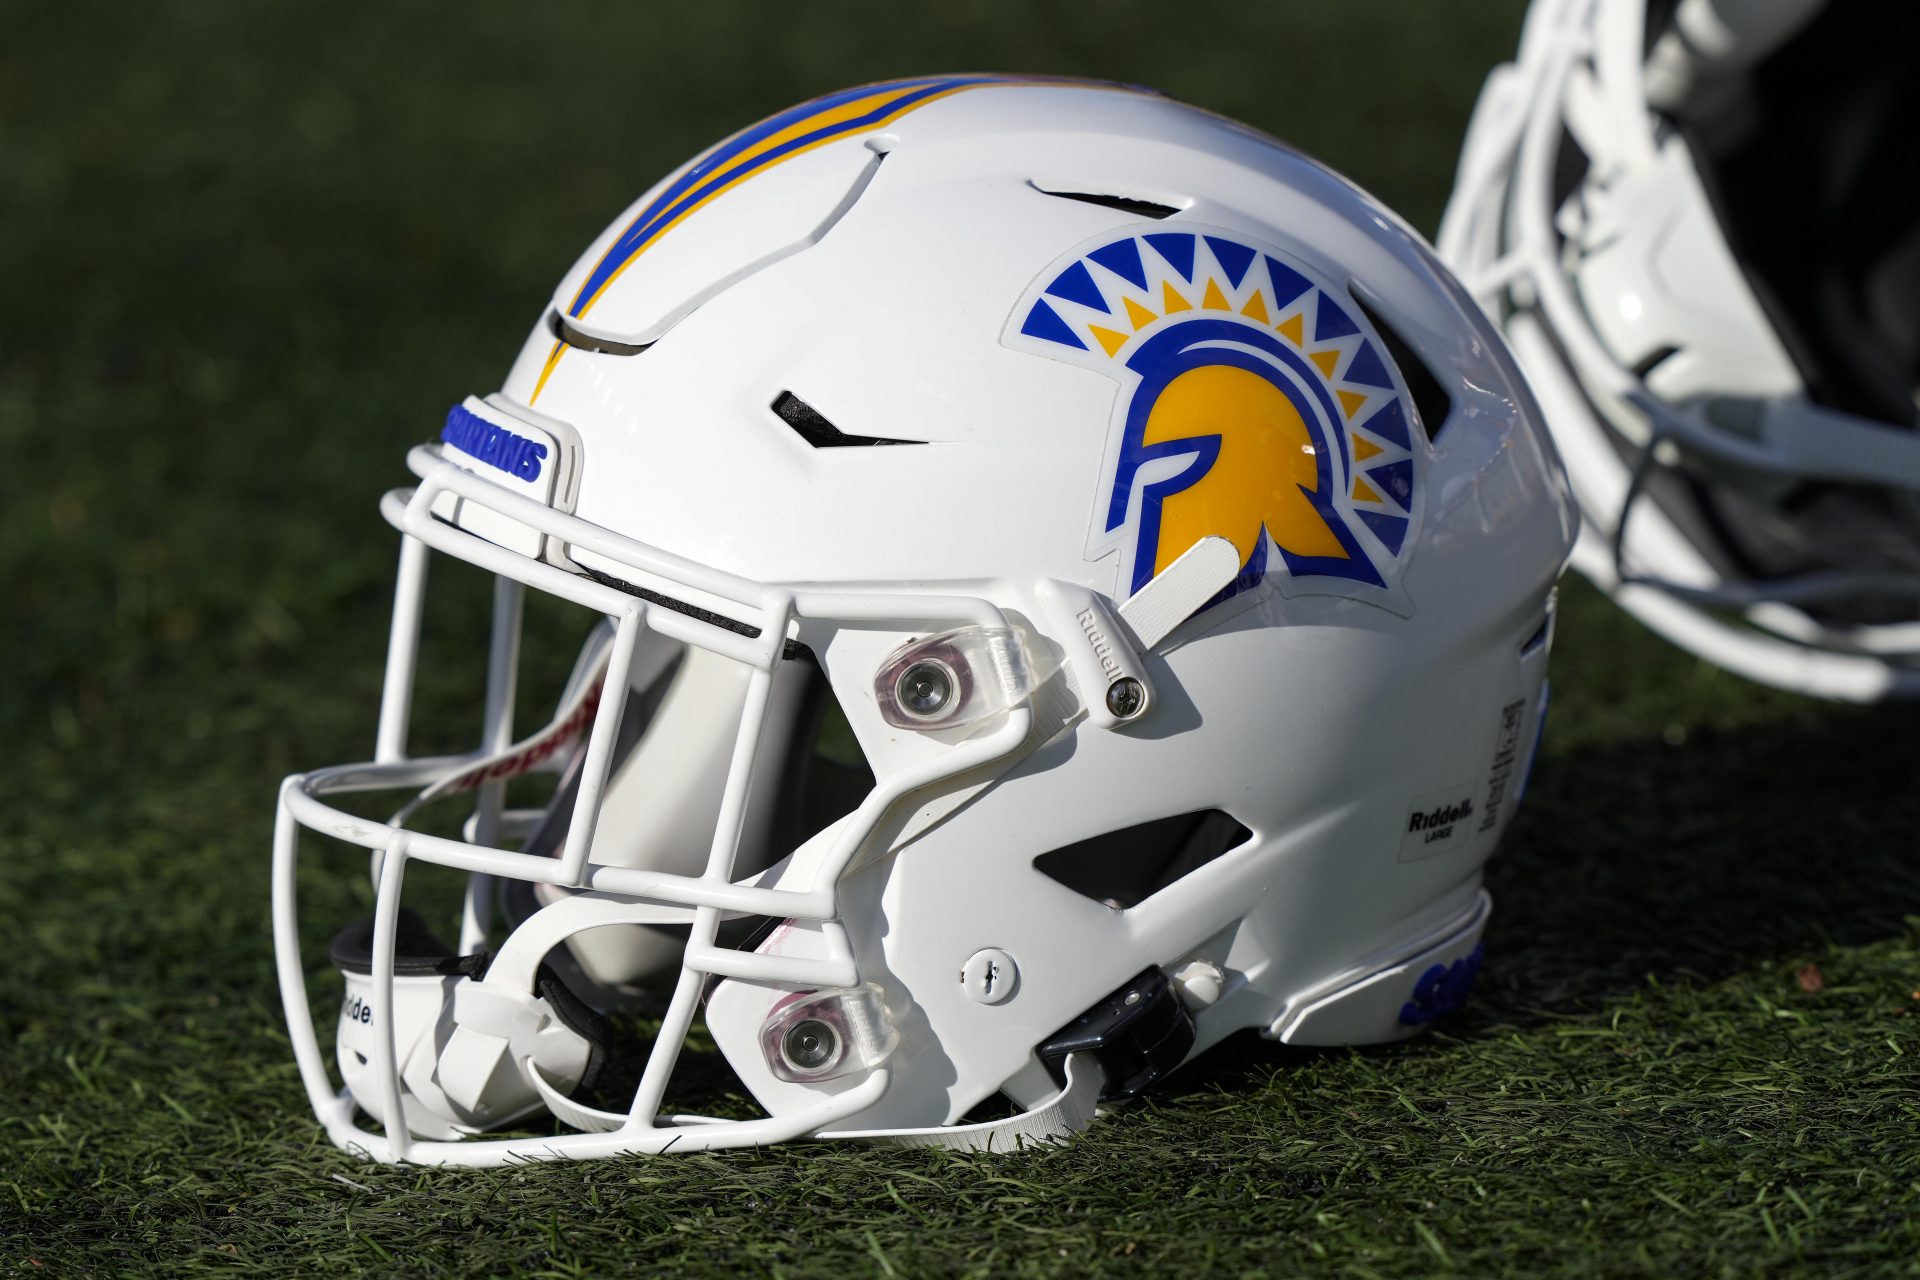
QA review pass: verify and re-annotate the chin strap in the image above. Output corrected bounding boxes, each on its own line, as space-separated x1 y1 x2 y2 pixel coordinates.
820 1052 1106 1152
533 1050 1106 1150
387 649 610 829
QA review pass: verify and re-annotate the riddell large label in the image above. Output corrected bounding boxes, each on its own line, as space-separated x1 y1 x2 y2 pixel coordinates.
1399 784 1477 862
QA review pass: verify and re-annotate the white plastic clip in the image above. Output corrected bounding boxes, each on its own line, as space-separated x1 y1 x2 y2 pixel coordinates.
1034 580 1154 729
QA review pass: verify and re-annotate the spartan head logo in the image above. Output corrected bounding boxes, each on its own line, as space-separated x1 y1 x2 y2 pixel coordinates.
1006 227 1421 613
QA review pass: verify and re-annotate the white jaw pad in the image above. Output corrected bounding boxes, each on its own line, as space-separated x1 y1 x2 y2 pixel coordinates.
341 895 699 1140
432 982 597 1125
335 968 470 1141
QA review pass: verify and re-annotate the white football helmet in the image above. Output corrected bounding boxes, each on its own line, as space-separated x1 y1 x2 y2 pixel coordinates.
273 75 1575 1165
1441 0 1920 700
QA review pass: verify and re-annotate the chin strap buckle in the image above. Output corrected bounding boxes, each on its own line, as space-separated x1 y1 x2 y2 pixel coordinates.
1036 966 1196 1101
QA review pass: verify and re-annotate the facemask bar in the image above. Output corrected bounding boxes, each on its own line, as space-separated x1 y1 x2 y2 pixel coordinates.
1438 0 1920 698
272 444 1038 1164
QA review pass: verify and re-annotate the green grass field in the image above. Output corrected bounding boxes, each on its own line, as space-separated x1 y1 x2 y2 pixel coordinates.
5 2 1918 1275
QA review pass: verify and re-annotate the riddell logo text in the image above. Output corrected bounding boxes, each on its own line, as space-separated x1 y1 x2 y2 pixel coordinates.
1408 797 1474 846
1075 607 1124 681
1408 799 1474 832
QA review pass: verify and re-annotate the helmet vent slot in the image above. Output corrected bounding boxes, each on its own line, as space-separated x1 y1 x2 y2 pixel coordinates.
547 309 654 356
1520 613 1551 656
771 391 923 448
1631 345 1679 380
1031 186 1180 220
1033 809 1251 910
1355 296 1454 444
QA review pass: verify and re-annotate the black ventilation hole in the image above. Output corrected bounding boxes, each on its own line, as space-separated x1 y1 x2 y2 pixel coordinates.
1037 189 1180 219
772 391 922 448
1354 296 1453 444
1631 345 1680 380
1034 810 1251 910
546 310 653 356
1550 127 1591 225
545 307 656 353
1520 612 1551 656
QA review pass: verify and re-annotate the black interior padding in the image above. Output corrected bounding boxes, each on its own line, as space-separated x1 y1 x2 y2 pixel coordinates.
329 909 488 979
1038 190 1179 220
1549 126 1590 230
1034 809 1251 910
1686 2 1920 427
771 391 922 447
761 649 878 864
1630 345 1679 381
533 962 612 1096
1642 0 1684 57
579 565 807 660
1354 296 1453 444
1661 3 1920 620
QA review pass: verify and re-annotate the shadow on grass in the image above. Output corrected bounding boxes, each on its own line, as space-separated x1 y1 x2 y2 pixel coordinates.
1171 697 1920 1093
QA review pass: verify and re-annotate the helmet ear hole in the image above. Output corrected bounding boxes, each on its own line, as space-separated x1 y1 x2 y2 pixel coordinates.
1033 810 1251 910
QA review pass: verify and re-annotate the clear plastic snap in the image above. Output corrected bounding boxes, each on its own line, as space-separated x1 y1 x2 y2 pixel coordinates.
873 627 1038 733
758 984 898 1084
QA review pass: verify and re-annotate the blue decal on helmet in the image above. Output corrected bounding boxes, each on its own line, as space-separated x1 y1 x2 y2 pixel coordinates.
1398 944 1484 1026
442 403 547 483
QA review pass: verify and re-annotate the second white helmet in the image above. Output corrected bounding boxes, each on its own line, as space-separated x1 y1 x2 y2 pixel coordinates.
1441 0 1920 699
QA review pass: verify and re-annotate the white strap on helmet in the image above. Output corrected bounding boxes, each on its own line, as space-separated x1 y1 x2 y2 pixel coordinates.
530 1051 1106 1150
823 1052 1107 1151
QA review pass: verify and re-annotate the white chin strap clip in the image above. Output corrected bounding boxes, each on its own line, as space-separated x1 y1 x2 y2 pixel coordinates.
330 909 609 1141
823 1052 1107 1152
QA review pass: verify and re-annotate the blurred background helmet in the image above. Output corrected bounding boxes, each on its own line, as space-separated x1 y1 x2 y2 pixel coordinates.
1440 0 1920 700
273 76 1575 1164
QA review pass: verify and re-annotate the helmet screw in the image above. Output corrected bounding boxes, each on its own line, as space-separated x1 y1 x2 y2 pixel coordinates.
961 948 1019 1005
1106 677 1145 719
896 659 957 720
780 1018 841 1074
